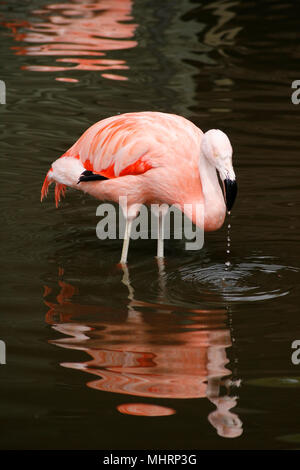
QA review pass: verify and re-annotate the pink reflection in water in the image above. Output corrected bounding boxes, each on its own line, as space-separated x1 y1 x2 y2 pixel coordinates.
56 77 79 82
43 267 243 437
101 73 128 81
4 0 137 81
117 403 175 417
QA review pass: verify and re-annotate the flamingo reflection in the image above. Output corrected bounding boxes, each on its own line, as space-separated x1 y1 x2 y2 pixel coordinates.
3 0 137 81
44 265 243 437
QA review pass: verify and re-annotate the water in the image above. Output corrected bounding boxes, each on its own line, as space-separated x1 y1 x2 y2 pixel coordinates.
1 0 300 450
225 220 231 270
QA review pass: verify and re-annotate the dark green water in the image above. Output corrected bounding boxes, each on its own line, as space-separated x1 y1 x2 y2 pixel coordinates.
1 0 300 450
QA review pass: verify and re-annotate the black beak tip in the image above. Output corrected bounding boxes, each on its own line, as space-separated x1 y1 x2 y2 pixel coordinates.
224 178 237 212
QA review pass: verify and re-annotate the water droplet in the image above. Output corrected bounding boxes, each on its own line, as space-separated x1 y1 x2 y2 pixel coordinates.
225 217 232 269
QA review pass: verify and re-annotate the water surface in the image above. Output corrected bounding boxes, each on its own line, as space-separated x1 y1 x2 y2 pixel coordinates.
1 0 300 450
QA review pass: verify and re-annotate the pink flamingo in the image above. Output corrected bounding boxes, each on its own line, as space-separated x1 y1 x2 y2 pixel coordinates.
41 112 237 263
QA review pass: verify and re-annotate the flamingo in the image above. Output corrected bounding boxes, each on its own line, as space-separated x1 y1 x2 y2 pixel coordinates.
41 111 237 263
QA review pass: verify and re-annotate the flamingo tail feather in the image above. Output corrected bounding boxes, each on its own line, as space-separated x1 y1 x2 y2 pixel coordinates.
41 170 53 202
41 169 67 208
54 183 67 208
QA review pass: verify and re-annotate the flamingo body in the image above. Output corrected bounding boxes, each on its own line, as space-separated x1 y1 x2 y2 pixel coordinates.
41 112 237 262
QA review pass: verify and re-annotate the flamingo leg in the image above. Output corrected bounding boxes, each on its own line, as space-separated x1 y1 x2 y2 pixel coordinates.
157 211 165 259
120 219 132 264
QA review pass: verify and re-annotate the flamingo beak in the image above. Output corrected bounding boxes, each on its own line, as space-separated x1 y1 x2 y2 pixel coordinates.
224 178 237 212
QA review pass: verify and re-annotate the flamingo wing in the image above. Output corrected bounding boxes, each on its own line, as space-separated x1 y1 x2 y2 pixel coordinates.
41 112 202 207
62 113 164 179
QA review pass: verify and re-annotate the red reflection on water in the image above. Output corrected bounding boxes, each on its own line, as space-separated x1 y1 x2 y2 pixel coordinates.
117 403 175 417
56 77 79 82
44 268 243 436
3 0 137 81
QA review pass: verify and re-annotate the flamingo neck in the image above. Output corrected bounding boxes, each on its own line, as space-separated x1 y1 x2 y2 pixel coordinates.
198 151 226 230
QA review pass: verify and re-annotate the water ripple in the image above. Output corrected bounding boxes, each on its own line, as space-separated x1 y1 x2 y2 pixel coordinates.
165 256 299 303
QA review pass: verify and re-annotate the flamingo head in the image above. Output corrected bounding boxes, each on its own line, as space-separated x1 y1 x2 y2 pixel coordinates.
201 129 237 212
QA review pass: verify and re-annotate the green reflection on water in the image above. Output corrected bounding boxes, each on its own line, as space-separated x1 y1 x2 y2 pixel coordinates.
247 377 300 388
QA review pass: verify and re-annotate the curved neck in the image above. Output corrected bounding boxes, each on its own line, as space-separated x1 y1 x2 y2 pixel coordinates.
198 151 226 230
